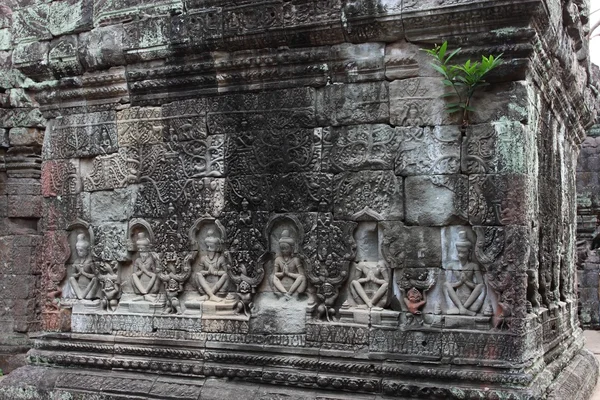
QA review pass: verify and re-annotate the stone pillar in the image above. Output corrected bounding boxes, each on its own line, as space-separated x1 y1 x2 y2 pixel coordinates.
0 46 44 373
0 0 598 399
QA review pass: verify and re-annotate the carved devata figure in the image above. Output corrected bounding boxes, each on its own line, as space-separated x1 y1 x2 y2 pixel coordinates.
265 216 308 299
63 220 99 302
189 218 233 304
124 220 162 305
273 230 307 297
443 230 486 316
69 233 98 300
344 212 391 311
194 230 230 302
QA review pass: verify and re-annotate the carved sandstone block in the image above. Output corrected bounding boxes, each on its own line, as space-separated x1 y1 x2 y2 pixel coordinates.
162 98 207 142
44 111 117 160
389 77 450 127
322 124 399 172
380 221 442 269
117 107 163 147
49 35 83 78
41 159 80 198
48 0 92 37
42 193 90 231
405 175 468 225
469 174 533 226
334 170 403 221
91 222 128 262
78 25 125 72
12 41 51 80
11 4 51 44
462 121 533 174
395 125 461 176
226 128 321 176
384 41 437 80
207 88 316 135
226 173 332 213
316 81 389 126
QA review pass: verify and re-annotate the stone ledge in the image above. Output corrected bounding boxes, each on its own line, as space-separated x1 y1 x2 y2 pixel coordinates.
1 346 597 400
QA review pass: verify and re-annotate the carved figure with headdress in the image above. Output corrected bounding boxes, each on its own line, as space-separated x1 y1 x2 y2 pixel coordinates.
443 230 486 315
272 229 307 297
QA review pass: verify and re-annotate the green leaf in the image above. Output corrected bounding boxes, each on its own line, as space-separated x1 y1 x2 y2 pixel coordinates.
445 48 461 64
439 41 448 60
440 92 457 98
431 63 449 77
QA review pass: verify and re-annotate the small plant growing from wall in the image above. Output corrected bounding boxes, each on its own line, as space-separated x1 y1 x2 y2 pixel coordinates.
422 41 502 130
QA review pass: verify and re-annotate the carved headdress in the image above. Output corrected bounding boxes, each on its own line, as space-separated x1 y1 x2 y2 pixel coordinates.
279 229 295 250
136 232 151 250
75 233 90 250
204 229 221 249
455 230 472 250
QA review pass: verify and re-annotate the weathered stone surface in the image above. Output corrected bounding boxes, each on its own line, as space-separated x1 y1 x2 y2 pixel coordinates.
462 120 533 174
44 111 117 160
316 82 389 126
405 175 468 226
78 25 125 71
48 0 92 37
48 35 83 78
322 124 398 172
396 125 461 176
390 77 450 127
90 187 138 223
469 174 533 226
334 170 403 220
11 4 51 44
12 41 51 80
8 127 43 147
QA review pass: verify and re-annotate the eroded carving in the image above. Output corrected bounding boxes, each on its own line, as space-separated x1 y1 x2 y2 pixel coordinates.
442 229 486 316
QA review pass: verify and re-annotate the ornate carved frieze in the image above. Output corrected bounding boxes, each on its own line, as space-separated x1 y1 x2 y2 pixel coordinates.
44 111 118 160
334 170 403 221
226 127 320 175
396 126 461 176
322 124 398 172
117 107 163 147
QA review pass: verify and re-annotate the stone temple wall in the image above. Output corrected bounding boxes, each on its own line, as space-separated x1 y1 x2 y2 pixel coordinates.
577 114 600 328
0 0 598 399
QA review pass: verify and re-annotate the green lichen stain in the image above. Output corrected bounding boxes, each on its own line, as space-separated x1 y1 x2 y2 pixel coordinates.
0 28 11 51
508 102 528 120
577 194 592 208
490 27 520 38
493 117 525 173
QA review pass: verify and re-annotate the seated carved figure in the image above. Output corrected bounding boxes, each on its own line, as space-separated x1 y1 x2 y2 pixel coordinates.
131 232 161 296
443 230 486 316
350 259 389 308
68 233 98 300
272 230 307 297
194 230 229 302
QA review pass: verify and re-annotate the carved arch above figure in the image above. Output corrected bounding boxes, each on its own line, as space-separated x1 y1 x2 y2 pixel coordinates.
127 218 155 252
189 217 227 250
